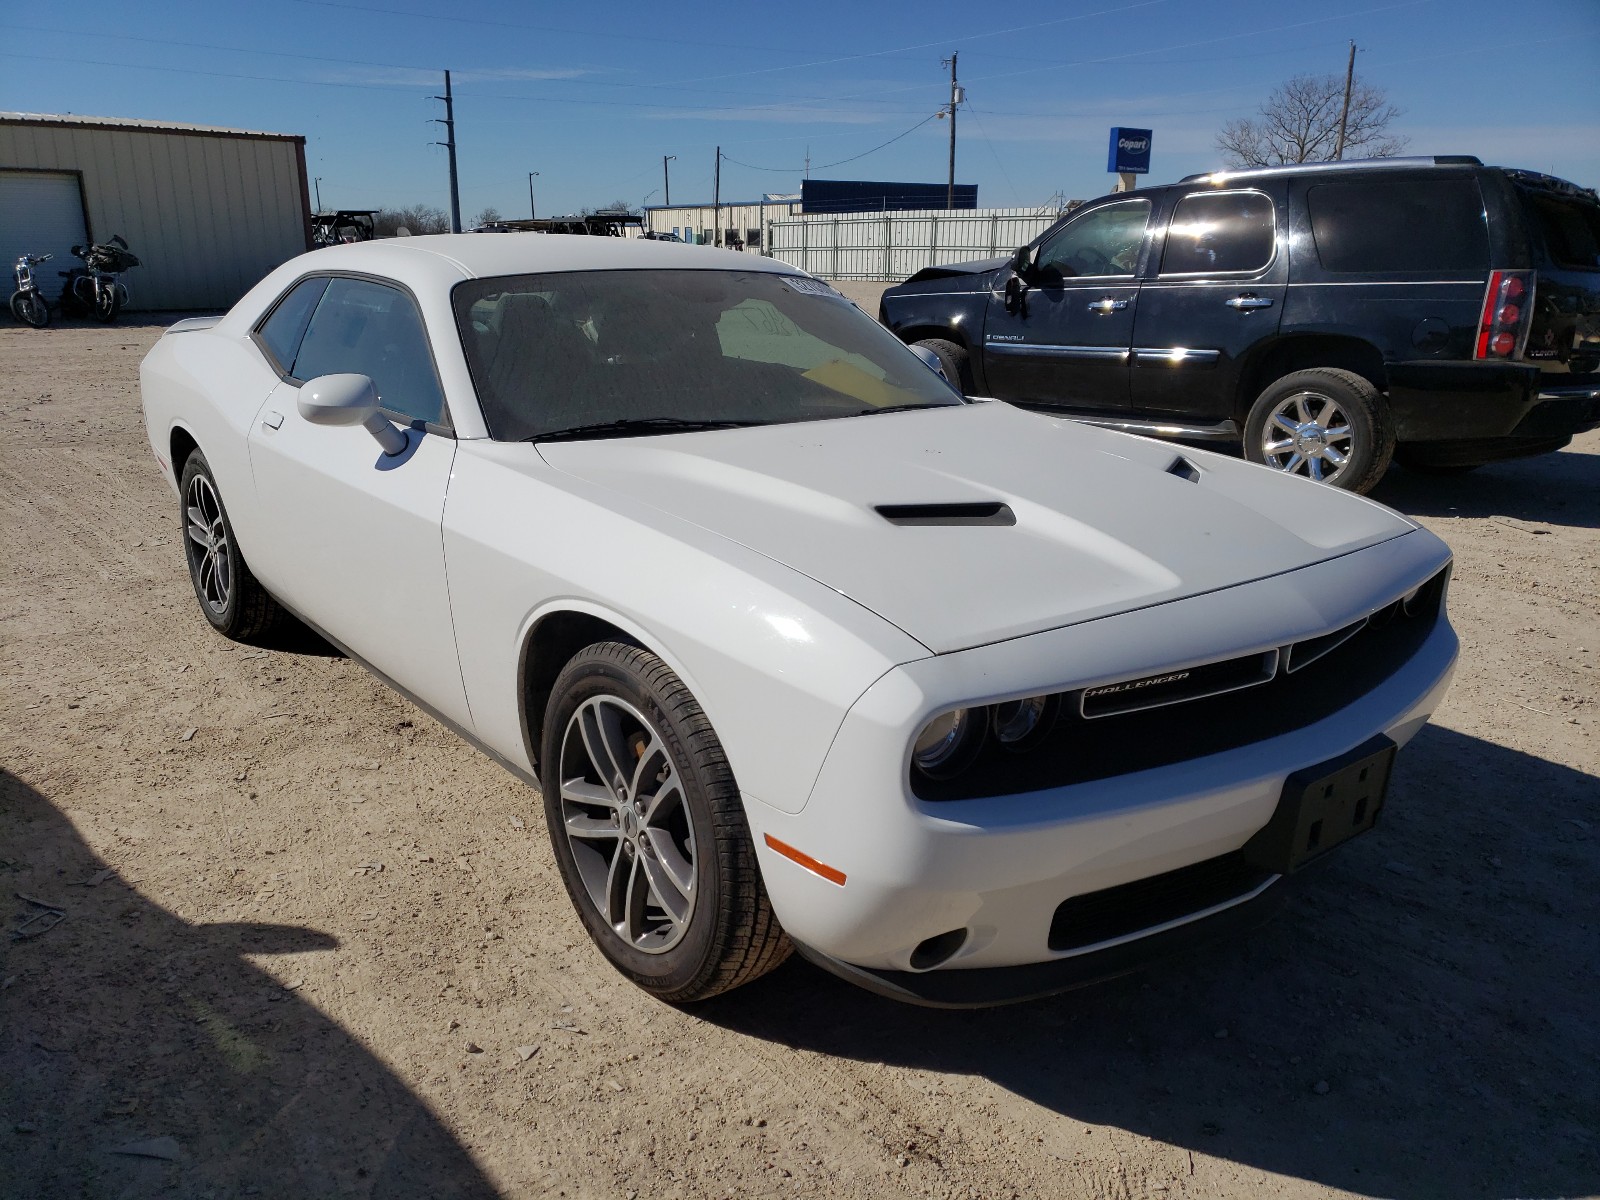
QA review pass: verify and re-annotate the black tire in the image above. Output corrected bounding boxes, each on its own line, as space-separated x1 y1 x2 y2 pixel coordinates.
10 290 49 327
540 642 791 1002
91 281 121 323
177 450 286 642
913 337 974 395
1243 367 1394 493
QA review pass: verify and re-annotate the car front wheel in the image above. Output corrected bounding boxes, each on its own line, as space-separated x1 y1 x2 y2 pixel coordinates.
178 450 285 641
1244 368 1394 493
540 642 790 1002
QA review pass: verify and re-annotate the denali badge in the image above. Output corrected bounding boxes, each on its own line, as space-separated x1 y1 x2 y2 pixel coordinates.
1084 670 1191 699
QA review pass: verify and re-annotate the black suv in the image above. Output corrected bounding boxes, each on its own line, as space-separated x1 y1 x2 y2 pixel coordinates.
879 156 1600 491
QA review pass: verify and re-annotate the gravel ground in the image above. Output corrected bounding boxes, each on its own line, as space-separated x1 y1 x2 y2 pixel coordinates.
1 318 1596 1200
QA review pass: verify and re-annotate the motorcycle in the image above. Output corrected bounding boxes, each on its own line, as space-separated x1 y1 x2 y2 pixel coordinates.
10 251 53 327
58 235 140 323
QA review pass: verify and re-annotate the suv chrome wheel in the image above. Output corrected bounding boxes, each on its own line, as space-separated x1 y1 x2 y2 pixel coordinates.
557 694 698 954
1259 390 1353 485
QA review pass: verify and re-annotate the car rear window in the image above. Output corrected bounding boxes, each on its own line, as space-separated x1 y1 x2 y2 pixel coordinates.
1519 192 1600 269
1307 178 1488 274
1160 191 1276 275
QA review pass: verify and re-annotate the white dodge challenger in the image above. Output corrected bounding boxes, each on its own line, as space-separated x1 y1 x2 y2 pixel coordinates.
141 235 1457 1006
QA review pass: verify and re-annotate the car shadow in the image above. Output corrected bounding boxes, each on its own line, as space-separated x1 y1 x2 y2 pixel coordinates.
0 769 499 1199
1371 443 1600 529
699 726 1599 1200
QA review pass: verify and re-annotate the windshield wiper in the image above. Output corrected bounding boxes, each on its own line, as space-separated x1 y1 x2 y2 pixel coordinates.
853 402 960 417
526 417 758 443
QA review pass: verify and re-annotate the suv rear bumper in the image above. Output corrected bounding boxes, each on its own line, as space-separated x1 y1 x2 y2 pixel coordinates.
1389 364 1600 447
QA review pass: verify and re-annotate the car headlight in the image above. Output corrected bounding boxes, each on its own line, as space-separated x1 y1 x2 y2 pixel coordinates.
991 693 1060 751
912 707 987 778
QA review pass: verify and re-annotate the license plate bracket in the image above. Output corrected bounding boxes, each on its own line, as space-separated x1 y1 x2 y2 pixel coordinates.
1242 736 1396 875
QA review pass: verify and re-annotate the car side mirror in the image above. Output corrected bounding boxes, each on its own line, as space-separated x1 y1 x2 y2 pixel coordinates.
1008 244 1033 279
298 373 409 456
907 344 949 381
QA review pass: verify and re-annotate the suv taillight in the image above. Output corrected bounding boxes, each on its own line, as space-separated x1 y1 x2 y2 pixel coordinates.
1475 270 1536 360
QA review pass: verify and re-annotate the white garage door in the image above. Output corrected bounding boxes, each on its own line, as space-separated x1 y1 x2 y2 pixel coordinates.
0 171 89 300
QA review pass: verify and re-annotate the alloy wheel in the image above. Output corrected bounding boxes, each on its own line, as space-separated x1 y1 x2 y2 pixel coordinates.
1259 390 1355 485
557 695 698 954
184 474 231 614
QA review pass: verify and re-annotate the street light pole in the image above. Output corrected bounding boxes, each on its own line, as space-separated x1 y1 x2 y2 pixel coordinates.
663 155 675 207
314 176 323 212
528 171 539 219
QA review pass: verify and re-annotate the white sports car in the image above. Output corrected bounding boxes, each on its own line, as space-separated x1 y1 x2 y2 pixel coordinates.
141 235 1457 1006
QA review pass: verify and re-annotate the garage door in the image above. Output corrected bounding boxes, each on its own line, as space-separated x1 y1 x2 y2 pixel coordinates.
0 171 89 302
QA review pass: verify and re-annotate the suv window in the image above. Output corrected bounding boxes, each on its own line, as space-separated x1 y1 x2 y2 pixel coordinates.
1519 192 1600 269
1036 199 1151 279
292 277 447 426
255 276 329 374
1307 178 1487 273
1160 191 1275 275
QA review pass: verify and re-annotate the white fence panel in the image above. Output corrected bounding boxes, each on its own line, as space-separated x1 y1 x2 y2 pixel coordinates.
766 206 1066 280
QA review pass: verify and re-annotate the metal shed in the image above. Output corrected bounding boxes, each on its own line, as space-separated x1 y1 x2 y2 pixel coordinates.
1 112 312 312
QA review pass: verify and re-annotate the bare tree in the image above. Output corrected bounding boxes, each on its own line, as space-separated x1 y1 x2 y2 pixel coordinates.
371 205 450 237
471 206 502 227
1217 73 1406 168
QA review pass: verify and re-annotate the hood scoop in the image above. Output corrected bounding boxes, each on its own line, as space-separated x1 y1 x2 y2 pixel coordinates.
1166 455 1202 483
874 501 1016 527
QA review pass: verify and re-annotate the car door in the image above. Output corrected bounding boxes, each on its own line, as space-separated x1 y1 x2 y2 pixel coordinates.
245 274 472 729
981 195 1154 412
1129 184 1287 425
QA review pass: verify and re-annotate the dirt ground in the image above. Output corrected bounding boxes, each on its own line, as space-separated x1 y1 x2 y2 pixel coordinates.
2 318 1596 1200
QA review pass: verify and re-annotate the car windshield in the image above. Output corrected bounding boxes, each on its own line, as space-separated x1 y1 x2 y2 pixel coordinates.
452 269 962 441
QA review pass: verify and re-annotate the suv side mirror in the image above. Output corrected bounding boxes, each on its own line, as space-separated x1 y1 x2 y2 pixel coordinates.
298 373 409 456
1008 244 1033 278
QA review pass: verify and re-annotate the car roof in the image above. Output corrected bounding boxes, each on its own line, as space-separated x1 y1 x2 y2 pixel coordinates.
1178 155 1483 185
297 233 796 282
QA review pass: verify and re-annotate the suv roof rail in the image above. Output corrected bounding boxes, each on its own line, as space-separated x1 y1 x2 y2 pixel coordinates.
1179 155 1483 184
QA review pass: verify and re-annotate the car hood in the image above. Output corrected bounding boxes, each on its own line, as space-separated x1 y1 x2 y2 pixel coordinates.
899 255 1007 285
537 403 1415 654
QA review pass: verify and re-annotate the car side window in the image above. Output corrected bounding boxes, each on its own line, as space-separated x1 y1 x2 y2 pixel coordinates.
1160 191 1275 275
1035 199 1151 279
1306 179 1488 273
255 277 329 374
292 277 447 426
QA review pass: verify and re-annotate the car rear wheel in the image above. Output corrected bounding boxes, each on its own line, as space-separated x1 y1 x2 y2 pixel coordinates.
540 642 790 1002
913 337 973 394
1244 368 1393 493
178 450 286 641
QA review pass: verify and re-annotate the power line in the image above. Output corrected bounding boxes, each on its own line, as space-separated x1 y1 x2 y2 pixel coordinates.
719 112 940 174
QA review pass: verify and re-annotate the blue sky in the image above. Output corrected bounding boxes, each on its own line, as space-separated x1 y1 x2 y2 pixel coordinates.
4 0 1596 219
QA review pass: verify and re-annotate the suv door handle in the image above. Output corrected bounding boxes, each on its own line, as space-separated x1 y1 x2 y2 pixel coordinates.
1226 294 1274 310
1087 297 1128 314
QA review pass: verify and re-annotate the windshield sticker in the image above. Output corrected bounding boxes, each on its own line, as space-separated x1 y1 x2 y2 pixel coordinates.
780 276 845 300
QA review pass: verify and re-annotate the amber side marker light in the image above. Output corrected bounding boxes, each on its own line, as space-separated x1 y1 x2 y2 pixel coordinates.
763 834 847 886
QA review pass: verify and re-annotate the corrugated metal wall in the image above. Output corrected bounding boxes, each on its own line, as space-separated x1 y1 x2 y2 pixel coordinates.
766 207 1066 280
0 119 309 311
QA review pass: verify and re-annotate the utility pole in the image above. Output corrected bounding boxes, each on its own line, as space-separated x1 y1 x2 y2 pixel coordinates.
432 69 462 233
663 155 675 206
942 52 960 210
313 176 323 212
1334 41 1356 161
527 172 539 219
713 146 721 247
804 146 810 179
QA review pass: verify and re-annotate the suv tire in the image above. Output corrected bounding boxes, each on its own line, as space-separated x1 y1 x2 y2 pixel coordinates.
1244 368 1394 493
913 338 973 394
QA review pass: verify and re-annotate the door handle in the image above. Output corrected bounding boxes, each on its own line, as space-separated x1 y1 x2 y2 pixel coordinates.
1087 297 1128 314
1226 294 1274 310
261 410 284 431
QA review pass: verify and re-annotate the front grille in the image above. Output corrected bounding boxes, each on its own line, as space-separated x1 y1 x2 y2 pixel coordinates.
1080 650 1277 718
1048 851 1273 952
912 566 1448 802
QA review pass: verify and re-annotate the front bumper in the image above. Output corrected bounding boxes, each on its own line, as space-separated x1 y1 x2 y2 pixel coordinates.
742 532 1456 994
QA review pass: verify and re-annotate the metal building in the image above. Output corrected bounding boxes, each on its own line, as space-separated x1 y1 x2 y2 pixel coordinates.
641 195 801 250
1 112 312 311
